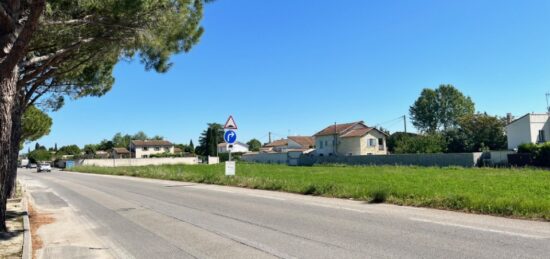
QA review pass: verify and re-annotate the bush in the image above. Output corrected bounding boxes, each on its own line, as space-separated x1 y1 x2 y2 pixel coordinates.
518 143 539 154
516 142 550 167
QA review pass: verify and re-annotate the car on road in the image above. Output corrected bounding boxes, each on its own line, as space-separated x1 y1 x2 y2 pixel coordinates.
37 163 52 173
26 163 37 169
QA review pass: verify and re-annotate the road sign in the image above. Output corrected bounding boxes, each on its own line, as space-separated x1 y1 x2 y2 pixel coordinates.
224 130 237 144
224 116 238 129
225 161 236 176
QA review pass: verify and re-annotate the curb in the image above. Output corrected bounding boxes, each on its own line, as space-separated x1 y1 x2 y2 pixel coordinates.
21 189 32 259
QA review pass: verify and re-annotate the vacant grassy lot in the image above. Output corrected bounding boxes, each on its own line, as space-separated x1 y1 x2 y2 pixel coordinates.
72 163 550 220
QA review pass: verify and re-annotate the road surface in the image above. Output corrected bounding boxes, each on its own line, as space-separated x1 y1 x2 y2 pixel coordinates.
18 169 550 259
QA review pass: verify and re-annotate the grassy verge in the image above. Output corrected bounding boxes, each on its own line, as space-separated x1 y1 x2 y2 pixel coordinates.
71 163 550 221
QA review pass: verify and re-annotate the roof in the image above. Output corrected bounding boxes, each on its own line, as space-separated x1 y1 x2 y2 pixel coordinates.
174 147 183 153
112 148 130 154
264 139 288 148
131 140 173 147
507 113 550 126
288 136 315 148
314 121 364 136
339 128 374 138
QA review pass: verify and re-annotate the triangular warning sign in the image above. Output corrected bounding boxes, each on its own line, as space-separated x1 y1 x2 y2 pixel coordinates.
224 116 238 129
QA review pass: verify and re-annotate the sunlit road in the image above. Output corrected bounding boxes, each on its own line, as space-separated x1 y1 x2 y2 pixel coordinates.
19 169 550 259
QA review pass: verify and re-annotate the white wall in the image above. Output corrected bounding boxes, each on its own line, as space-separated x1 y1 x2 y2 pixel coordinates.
241 153 288 164
507 114 550 149
77 157 199 167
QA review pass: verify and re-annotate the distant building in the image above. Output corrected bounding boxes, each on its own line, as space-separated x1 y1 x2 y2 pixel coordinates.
314 121 388 156
218 142 249 153
262 136 315 153
130 140 175 158
506 113 550 150
111 148 131 159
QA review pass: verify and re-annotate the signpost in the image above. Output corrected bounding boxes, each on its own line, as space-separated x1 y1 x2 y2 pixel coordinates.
224 116 238 176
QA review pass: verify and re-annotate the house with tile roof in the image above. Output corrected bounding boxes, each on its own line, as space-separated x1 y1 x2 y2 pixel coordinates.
130 140 175 158
314 121 388 156
262 136 315 153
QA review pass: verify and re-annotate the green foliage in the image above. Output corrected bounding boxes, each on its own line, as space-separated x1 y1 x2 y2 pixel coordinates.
22 0 210 111
393 133 446 154
83 144 99 155
218 152 245 162
387 132 418 153
246 139 262 152
517 142 550 167
72 164 550 221
410 85 475 133
21 106 52 147
518 143 539 153
57 145 81 156
454 113 507 152
28 149 52 163
196 123 223 156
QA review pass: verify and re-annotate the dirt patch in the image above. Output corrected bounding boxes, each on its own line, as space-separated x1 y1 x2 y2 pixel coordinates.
28 204 55 259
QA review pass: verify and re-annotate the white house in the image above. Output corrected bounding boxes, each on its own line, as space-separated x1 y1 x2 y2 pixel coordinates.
262 136 315 153
506 113 550 150
217 142 249 153
314 121 388 156
130 140 175 158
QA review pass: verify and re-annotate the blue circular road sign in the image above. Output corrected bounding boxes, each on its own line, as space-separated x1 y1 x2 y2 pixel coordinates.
224 130 237 144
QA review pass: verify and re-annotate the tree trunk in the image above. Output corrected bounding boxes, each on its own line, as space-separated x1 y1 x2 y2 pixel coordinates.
0 68 18 232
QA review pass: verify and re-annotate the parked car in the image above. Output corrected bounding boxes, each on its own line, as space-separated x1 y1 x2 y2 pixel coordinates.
37 163 52 173
26 163 37 169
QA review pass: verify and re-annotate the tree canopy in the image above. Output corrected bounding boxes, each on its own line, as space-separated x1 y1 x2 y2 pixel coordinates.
18 0 210 111
410 85 475 133
196 123 223 156
21 105 52 147
247 139 262 152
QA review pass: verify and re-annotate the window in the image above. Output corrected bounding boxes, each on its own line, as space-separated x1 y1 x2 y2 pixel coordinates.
325 140 328 147
538 130 546 143
154 147 160 151
164 147 170 152
319 141 323 148
378 138 385 150
143 147 149 151
368 139 376 147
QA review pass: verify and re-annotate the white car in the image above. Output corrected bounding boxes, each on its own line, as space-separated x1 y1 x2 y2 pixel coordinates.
37 163 52 173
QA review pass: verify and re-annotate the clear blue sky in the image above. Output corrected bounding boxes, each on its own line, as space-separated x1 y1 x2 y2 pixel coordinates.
26 0 550 150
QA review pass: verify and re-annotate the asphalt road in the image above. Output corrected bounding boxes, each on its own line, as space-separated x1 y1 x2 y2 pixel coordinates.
19 169 550 259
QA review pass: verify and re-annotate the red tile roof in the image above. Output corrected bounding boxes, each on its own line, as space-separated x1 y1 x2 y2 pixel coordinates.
288 136 315 148
112 148 130 154
314 121 364 136
340 128 373 138
264 139 288 147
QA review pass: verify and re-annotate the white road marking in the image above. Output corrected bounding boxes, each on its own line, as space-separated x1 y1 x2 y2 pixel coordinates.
409 217 548 240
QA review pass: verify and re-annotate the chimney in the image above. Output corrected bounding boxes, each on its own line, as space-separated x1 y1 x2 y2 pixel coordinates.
506 113 514 124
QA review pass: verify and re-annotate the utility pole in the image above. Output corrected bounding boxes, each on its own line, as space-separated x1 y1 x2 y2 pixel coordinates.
268 132 272 144
403 115 407 133
334 122 337 155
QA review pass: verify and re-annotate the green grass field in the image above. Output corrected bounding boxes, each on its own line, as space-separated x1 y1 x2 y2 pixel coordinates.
71 163 550 221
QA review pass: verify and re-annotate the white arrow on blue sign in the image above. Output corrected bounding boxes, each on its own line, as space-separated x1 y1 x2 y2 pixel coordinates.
224 130 237 144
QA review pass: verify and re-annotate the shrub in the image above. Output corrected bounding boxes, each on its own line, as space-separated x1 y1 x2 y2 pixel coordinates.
518 143 539 154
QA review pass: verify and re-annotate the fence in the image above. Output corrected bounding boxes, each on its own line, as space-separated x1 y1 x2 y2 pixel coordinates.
75 157 199 167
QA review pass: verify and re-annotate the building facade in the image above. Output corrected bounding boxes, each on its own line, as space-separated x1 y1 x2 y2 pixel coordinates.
130 140 175 158
506 113 550 150
314 121 388 156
